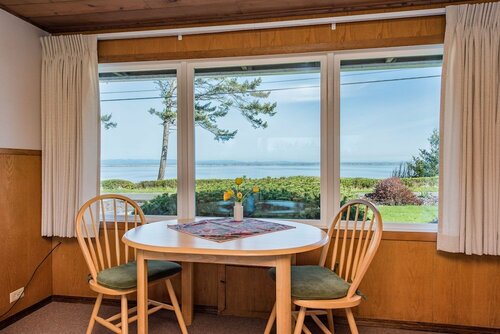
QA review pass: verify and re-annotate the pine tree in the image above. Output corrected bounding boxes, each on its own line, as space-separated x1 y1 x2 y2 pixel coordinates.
392 129 439 178
148 77 277 180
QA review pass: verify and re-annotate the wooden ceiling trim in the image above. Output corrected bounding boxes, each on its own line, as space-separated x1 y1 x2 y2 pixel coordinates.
6 0 153 17
0 0 464 33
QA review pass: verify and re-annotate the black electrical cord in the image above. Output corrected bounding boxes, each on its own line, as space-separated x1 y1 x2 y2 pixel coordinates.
0 241 62 319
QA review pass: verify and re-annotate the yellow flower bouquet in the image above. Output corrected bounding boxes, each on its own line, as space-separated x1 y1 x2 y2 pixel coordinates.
223 177 259 203
223 177 259 221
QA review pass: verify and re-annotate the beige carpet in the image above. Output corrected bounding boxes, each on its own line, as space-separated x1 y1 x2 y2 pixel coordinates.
1 302 442 334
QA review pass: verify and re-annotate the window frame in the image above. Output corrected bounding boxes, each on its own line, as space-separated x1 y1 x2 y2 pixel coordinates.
187 55 329 226
332 44 443 232
98 60 184 222
98 45 442 232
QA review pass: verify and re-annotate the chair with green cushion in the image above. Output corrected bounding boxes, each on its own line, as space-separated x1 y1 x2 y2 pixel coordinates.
75 194 188 334
264 199 383 334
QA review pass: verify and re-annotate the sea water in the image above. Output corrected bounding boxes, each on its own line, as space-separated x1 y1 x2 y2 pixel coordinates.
101 160 402 182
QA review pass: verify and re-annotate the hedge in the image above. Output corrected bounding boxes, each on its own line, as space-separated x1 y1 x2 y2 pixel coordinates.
102 176 438 192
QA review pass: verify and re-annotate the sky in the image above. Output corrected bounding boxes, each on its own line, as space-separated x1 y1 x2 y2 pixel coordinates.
99 62 441 165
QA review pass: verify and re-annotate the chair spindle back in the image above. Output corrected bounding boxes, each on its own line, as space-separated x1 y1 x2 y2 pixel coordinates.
75 194 146 281
319 199 383 298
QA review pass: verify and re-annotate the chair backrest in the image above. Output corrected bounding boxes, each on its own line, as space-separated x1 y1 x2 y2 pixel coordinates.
75 194 146 281
319 199 383 298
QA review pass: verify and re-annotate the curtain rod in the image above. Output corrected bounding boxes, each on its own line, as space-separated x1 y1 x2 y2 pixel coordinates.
96 8 446 41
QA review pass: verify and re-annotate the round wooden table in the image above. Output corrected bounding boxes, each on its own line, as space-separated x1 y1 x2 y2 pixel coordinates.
123 219 328 334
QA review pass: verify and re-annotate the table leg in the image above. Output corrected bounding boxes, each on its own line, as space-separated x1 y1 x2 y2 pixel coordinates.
137 250 148 334
275 255 292 334
181 262 194 325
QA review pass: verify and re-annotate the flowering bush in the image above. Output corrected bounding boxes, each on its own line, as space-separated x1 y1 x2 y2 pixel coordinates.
223 177 259 203
366 177 423 206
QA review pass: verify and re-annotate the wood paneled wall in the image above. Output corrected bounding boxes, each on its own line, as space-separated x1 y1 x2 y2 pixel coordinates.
221 237 500 329
0 149 52 321
51 230 500 329
98 1 498 63
98 13 446 63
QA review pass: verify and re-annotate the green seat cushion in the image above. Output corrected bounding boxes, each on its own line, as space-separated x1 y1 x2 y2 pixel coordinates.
268 265 350 300
96 260 181 290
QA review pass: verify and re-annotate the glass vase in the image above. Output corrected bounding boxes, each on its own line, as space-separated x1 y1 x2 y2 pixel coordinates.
233 202 243 222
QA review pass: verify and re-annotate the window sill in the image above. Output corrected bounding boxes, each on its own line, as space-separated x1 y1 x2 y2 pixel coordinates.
145 217 438 241
104 215 437 242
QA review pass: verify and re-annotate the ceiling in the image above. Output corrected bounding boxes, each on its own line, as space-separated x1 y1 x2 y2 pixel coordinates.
1 0 464 33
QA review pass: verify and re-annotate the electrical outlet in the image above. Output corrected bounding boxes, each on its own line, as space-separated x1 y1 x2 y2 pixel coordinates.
9 287 24 303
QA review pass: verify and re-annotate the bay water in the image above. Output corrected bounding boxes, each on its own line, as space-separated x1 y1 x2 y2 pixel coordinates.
101 160 402 182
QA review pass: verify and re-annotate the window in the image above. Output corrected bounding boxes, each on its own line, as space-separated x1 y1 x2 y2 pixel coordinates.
338 54 442 224
97 47 442 229
193 62 321 219
99 69 178 216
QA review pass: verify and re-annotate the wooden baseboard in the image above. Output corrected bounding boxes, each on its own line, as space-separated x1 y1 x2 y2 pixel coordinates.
331 316 499 334
2 296 498 334
0 297 51 330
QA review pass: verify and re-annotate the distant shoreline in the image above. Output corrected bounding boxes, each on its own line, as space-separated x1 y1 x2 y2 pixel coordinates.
102 160 404 167
101 160 405 181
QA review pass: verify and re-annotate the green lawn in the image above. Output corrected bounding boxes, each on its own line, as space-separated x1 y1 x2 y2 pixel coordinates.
378 205 438 223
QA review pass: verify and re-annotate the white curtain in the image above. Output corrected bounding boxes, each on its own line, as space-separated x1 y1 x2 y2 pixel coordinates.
438 2 500 255
41 35 100 237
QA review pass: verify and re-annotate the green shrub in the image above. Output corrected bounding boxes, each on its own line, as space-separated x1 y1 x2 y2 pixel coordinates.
340 178 379 190
141 193 177 215
101 179 136 190
400 176 438 189
136 179 177 189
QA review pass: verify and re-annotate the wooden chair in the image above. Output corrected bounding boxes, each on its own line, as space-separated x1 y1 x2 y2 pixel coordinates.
264 199 383 334
75 194 188 334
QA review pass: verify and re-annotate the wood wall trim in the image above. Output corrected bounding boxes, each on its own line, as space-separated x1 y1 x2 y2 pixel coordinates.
317 227 437 242
381 230 437 242
0 148 41 156
96 1 495 63
98 15 446 63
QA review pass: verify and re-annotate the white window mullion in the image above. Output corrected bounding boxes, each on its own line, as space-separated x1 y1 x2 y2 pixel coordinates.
321 55 335 228
330 52 341 227
177 61 196 219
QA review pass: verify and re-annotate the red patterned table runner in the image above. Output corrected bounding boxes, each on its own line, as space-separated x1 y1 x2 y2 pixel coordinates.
168 218 295 242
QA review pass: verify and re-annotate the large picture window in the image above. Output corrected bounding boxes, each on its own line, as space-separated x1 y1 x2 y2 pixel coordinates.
193 62 321 219
99 69 178 216
98 47 442 229
339 54 442 224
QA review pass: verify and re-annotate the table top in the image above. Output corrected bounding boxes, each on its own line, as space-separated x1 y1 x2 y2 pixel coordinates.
122 219 328 256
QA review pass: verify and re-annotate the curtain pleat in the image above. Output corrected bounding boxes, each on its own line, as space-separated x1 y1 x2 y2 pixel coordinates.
438 2 500 255
41 35 99 237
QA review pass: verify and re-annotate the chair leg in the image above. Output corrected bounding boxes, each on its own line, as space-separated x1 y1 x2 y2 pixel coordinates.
327 309 335 333
165 279 188 334
86 293 102 334
293 307 307 334
264 303 276 334
121 295 129 334
345 308 358 334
